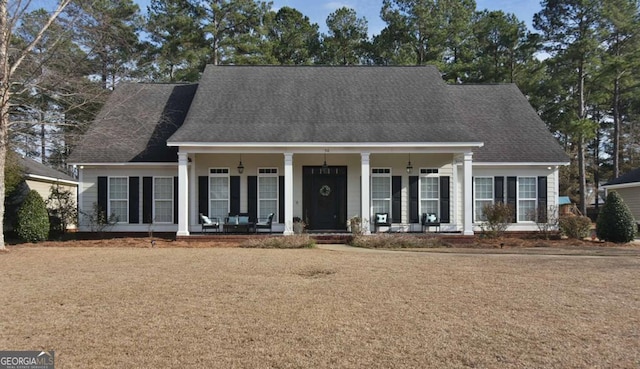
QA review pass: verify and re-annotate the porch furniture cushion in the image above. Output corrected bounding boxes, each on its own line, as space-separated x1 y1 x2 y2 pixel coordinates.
199 213 220 233
374 212 391 233
223 213 254 233
255 213 274 233
421 213 440 232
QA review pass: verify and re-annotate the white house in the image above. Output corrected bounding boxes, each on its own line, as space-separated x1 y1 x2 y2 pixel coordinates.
602 168 640 225
67 66 569 236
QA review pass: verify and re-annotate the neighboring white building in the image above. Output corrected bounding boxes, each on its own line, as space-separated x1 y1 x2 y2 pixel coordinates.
68 66 569 236
602 168 640 225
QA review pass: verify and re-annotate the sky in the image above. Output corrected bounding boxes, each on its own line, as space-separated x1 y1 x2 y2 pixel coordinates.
132 0 543 37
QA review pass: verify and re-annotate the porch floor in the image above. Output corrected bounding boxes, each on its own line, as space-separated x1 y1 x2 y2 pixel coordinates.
178 232 475 245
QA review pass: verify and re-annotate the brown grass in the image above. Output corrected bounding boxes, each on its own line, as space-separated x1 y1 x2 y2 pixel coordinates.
0 246 639 368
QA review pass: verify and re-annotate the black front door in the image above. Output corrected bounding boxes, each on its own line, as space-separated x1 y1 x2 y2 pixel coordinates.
303 166 347 231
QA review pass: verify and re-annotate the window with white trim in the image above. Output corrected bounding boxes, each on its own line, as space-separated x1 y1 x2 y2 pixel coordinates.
518 177 537 222
420 169 439 217
108 177 128 223
153 177 173 223
474 177 493 222
258 168 278 220
209 168 229 221
371 168 391 215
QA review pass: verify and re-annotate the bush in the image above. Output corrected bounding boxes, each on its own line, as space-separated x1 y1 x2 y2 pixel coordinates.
479 202 513 238
596 191 636 243
46 185 77 234
16 190 50 242
349 234 450 249
240 235 315 249
558 215 592 240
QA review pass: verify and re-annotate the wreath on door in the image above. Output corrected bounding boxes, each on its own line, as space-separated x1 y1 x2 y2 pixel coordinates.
319 185 331 197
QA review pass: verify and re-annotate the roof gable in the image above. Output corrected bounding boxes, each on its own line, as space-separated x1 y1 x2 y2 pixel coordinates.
448 84 569 163
168 65 478 144
68 83 198 164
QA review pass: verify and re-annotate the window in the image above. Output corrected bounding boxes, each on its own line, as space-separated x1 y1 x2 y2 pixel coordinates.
420 170 439 217
258 168 278 220
209 168 229 221
518 177 537 222
474 177 493 222
108 177 128 223
153 177 173 223
371 168 391 215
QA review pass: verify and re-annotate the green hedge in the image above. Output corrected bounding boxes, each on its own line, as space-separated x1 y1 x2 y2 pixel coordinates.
16 190 50 242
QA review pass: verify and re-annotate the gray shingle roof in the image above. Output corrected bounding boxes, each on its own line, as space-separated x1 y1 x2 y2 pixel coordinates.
70 66 568 164
17 156 76 182
68 83 198 163
448 84 569 163
168 65 478 143
605 167 640 186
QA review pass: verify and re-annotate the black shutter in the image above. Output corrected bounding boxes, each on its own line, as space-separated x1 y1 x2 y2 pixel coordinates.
537 176 548 222
507 176 517 223
230 176 240 215
248 176 257 222
494 176 504 203
97 176 107 219
173 176 178 224
279 176 285 223
409 176 419 223
143 177 153 224
439 176 450 223
128 177 139 224
392 176 401 223
198 176 208 217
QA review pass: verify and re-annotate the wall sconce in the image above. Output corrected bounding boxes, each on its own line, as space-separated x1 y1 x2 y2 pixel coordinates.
406 154 413 174
237 155 244 174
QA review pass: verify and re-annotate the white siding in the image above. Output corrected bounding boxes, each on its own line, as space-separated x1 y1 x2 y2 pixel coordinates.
614 187 640 223
25 179 78 230
78 166 178 232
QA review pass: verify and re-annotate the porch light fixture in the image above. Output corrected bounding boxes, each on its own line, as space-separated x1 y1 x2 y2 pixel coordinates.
321 151 330 174
406 154 413 174
237 155 244 174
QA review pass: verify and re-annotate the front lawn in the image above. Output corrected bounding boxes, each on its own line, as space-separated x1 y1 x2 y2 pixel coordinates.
0 246 638 368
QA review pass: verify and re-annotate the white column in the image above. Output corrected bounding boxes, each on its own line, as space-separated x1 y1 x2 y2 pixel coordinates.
451 156 459 231
463 152 474 236
177 152 190 236
283 153 294 235
361 152 371 235
189 153 197 229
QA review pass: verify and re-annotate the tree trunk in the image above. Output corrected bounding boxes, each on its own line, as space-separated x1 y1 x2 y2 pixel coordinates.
578 59 587 216
0 0 9 250
612 74 621 179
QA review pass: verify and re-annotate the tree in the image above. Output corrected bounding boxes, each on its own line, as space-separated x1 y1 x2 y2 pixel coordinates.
596 191 636 243
379 0 475 73
1 0 73 250
197 0 272 65
144 0 206 82
265 6 320 65
322 7 368 65
65 0 143 89
599 0 640 179
534 0 603 215
469 10 529 83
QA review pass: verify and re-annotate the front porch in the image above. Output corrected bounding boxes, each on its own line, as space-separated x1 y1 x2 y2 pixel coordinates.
172 146 478 237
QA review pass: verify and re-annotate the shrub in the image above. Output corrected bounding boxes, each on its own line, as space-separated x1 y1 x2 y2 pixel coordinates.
81 202 118 233
596 191 636 243
349 234 450 249
479 202 513 238
16 190 50 242
558 215 592 240
240 235 315 249
46 185 77 234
